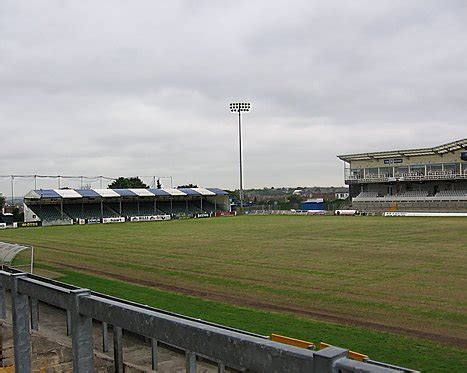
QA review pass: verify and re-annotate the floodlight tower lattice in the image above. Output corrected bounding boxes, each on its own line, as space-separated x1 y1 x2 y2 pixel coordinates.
230 102 251 211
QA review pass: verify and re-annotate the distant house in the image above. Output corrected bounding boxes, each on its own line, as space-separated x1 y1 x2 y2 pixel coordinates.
335 191 349 200
310 188 349 201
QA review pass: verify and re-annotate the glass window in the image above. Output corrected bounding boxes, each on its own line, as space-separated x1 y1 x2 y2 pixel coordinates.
410 165 425 176
379 167 393 177
395 167 409 176
428 164 442 173
443 163 457 173
366 168 378 177
350 169 363 178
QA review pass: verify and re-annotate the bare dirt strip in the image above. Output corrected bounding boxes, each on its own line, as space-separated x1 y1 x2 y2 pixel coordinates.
46 260 467 349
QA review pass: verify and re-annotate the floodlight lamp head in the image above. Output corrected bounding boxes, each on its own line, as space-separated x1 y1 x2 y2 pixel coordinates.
229 102 251 112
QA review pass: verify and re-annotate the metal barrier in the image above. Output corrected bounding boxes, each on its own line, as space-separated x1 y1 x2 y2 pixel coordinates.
0 270 417 372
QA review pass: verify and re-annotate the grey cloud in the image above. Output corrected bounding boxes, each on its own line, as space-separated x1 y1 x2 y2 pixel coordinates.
1 0 466 195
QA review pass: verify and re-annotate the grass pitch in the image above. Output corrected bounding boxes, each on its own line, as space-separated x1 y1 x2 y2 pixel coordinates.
48 267 465 372
0 215 466 363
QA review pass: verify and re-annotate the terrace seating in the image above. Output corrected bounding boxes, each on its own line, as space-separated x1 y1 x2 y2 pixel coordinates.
118 202 165 217
156 201 204 216
436 190 467 197
30 200 222 221
198 201 217 212
382 191 429 201
30 205 69 221
102 205 120 218
171 201 191 215
399 191 428 198
188 201 215 213
139 202 164 215
354 189 467 204
144 201 193 215
355 191 431 203
120 203 140 216
155 202 171 214
104 203 122 215
63 204 119 219
189 203 203 214
434 190 467 201
63 204 93 219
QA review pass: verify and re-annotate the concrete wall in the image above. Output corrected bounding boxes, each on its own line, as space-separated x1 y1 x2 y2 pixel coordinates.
23 204 41 223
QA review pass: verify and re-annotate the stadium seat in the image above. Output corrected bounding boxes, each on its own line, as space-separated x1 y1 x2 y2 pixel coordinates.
118 202 165 217
187 200 218 213
436 189 467 197
29 205 70 221
435 190 467 201
63 204 119 219
171 201 190 215
155 202 171 214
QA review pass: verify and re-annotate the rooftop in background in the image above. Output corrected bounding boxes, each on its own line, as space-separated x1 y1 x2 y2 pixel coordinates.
338 138 467 162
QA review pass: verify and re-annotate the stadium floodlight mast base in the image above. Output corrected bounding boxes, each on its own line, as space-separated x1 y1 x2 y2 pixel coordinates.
230 102 251 212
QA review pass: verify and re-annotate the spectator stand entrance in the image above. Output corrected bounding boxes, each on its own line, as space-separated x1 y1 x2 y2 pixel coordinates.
23 188 229 226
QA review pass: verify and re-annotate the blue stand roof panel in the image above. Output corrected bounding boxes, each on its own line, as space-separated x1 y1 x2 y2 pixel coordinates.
34 190 61 199
113 189 138 197
177 188 202 196
207 188 229 196
75 189 101 198
148 189 172 196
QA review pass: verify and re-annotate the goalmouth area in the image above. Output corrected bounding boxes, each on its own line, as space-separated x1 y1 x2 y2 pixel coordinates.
0 215 466 371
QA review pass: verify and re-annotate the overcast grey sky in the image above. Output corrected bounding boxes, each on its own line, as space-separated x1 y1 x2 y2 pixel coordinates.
1 0 466 194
